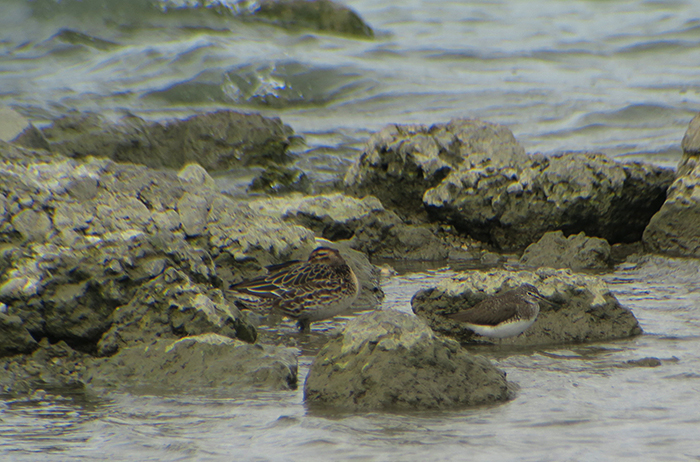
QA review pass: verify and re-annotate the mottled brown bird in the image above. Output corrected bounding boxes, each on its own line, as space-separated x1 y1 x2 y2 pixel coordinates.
447 284 547 338
230 247 360 333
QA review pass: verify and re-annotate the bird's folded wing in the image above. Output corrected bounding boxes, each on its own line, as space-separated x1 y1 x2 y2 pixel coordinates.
447 298 518 326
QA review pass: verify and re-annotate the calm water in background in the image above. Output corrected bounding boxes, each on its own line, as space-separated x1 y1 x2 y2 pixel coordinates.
2 0 700 460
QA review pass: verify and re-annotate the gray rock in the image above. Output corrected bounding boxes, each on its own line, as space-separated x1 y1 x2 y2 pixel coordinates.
345 120 672 251
25 110 295 172
643 161 700 257
88 334 298 392
0 106 33 142
412 268 642 346
249 193 385 241
424 151 672 250
178 192 209 237
643 114 700 257
0 339 86 395
250 192 482 260
0 142 337 386
304 310 509 410
0 312 37 356
679 112 700 177
345 119 526 222
519 231 612 270
10 208 53 242
97 268 256 356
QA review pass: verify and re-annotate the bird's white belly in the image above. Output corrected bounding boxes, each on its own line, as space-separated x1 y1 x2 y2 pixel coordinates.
465 317 536 339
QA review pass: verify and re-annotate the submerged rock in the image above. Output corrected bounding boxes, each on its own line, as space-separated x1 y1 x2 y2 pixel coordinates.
238 0 374 38
519 231 612 270
345 119 673 251
412 268 642 346
304 310 509 410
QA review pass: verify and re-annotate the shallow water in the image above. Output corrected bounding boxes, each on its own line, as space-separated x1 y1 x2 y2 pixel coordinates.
2 258 700 461
2 0 700 460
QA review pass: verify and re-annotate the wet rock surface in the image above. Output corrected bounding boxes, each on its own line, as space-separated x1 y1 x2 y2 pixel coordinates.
304 310 509 410
345 119 673 251
87 334 299 392
643 114 700 258
13 110 296 172
519 231 612 270
412 268 642 346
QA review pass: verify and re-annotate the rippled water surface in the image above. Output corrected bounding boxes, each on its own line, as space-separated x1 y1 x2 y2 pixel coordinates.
2 0 700 460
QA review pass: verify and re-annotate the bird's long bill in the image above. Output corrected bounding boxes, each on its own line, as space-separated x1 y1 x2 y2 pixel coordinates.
534 293 555 306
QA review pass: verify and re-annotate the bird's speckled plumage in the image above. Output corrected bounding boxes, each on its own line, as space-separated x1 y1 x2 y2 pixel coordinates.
447 283 546 338
230 247 360 333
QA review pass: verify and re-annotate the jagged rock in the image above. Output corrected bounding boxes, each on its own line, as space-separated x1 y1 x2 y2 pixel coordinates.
345 119 526 222
0 339 86 395
0 143 337 394
643 114 700 257
424 151 672 250
14 110 295 172
412 268 642 346
344 120 673 251
0 311 37 356
679 112 700 177
643 161 700 257
304 310 509 410
519 231 612 270
87 334 299 392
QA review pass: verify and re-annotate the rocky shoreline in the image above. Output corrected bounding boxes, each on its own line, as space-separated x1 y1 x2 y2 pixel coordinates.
1 105 698 410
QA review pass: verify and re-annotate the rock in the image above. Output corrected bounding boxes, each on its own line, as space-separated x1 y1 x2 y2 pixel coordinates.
0 312 38 356
412 268 642 345
250 192 482 260
304 310 509 410
0 339 87 395
519 231 612 270
345 120 672 250
679 113 700 177
643 115 700 257
250 193 385 240
10 208 53 242
22 110 295 172
643 161 700 257
248 165 311 195
345 119 526 222
424 151 672 251
239 0 374 38
96 268 256 356
0 144 324 357
0 107 34 142
87 334 299 392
